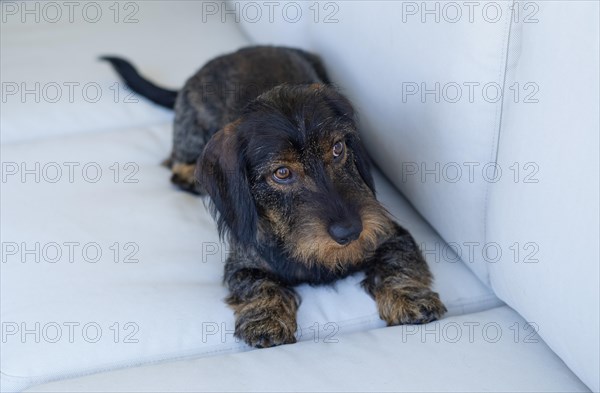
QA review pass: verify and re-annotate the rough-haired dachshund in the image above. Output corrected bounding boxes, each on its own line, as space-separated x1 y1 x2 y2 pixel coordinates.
103 46 446 348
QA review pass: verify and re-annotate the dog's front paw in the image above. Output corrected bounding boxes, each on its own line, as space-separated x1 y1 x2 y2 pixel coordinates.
234 302 297 348
375 285 447 325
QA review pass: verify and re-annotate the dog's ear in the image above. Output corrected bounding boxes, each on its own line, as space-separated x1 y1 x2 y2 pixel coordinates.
196 121 258 246
348 135 376 194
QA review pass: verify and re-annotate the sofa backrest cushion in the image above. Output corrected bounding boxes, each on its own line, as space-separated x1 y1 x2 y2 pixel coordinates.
487 3 599 391
239 1 514 284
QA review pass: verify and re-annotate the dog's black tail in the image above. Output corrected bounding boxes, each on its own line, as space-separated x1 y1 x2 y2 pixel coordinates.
100 56 178 109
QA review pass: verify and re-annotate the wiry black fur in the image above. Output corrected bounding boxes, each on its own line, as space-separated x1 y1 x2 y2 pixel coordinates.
102 46 446 348
210 84 374 249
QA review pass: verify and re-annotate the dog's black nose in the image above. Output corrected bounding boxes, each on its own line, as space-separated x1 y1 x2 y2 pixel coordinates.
328 220 362 245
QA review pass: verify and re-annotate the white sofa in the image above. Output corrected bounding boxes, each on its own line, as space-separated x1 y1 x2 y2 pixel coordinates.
1 1 598 392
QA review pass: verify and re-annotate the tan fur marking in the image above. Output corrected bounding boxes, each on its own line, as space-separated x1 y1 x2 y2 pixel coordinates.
374 281 446 325
285 200 394 271
171 162 197 184
228 281 298 347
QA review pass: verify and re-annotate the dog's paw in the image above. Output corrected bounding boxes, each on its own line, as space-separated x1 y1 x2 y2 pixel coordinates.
375 285 447 325
234 307 297 348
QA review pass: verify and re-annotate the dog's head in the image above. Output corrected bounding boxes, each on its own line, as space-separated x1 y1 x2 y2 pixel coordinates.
197 84 391 270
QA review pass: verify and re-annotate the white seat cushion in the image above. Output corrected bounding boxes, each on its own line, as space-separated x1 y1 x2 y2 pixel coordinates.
0 124 500 392
26 306 589 393
0 1 249 144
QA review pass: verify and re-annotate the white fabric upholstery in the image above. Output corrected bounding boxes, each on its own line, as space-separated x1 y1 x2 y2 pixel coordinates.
0 1 246 144
486 3 600 391
27 306 589 393
0 124 500 392
2 1 597 392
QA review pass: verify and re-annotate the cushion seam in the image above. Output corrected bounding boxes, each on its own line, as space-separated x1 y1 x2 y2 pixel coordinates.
482 0 515 287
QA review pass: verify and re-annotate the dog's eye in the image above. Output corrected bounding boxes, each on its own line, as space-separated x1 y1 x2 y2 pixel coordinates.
333 141 345 158
273 167 293 183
